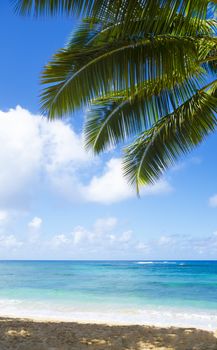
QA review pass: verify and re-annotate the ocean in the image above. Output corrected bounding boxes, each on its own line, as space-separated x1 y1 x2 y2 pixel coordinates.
0 260 217 330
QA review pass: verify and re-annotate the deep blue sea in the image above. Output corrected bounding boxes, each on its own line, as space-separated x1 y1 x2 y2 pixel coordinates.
0 260 217 330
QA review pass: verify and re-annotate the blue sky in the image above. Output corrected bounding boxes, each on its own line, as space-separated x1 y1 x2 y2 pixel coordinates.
0 2 216 260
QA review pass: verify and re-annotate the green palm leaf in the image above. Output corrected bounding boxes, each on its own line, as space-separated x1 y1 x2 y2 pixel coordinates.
13 0 98 16
14 0 217 189
123 82 217 191
84 75 205 153
14 0 211 24
41 35 200 117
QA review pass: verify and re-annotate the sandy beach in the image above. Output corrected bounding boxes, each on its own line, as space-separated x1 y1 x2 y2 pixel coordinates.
0 317 216 350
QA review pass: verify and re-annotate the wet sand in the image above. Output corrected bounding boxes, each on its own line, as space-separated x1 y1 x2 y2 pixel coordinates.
0 317 217 349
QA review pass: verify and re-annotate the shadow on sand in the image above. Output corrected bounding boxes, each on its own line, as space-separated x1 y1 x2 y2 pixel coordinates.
0 317 216 350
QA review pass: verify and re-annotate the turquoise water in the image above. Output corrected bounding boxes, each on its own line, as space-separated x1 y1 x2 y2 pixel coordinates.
0 260 217 329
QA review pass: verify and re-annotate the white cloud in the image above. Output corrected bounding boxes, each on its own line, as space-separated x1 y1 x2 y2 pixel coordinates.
209 194 217 207
82 158 172 204
50 217 134 253
94 217 118 235
52 234 70 247
71 226 87 245
107 230 132 244
0 210 9 223
141 179 172 196
0 106 172 207
28 217 42 230
136 242 150 252
51 217 128 250
42 118 88 173
0 107 41 207
81 158 133 203
147 232 217 258
119 230 132 243
158 235 175 246
2 213 217 259
189 234 217 255
0 106 90 208
0 234 22 249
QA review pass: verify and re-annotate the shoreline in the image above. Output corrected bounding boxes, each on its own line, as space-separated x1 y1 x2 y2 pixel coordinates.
0 317 216 350
0 302 217 331
0 312 216 331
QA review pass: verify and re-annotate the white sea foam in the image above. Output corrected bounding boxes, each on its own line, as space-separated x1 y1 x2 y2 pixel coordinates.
136 261 154 264
0 298 216 331
136 261 177 265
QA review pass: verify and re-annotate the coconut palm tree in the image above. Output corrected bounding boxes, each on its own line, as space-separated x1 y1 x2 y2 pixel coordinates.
15 0 217 192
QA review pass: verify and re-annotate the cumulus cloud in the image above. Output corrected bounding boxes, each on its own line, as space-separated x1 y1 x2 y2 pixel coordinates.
135 242 150 252
188 233 217 255
209 194 217 207
28 217 42 230
119 230 132 243
52 233 70 247
158 235 177 246
72 226 88 245
51 218 119 249
27 216 43 243
52 227 90 248
81 158 172 204
0 106 89 208
1 213 217 259
50 217 135 255
154 232 217 258
34 228 217 259
0 106 172 207
0 234 23 249
0 107 41 207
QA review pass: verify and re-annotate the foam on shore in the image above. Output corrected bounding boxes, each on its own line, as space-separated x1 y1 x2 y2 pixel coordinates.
0 298 216 331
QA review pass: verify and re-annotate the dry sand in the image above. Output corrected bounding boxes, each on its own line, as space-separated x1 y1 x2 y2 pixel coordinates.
0 317 216 350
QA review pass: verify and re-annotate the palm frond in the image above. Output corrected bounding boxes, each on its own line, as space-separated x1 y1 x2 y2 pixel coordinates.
41 35 199 117
66 19 103 49
81 17 217 46
13 0 98 17
205 60 217 74
14 1 214 45
14 0 210 22
198 37 217 61
13 0 217 192
84 75 205 153
198 36 217 74
123 82 217 191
